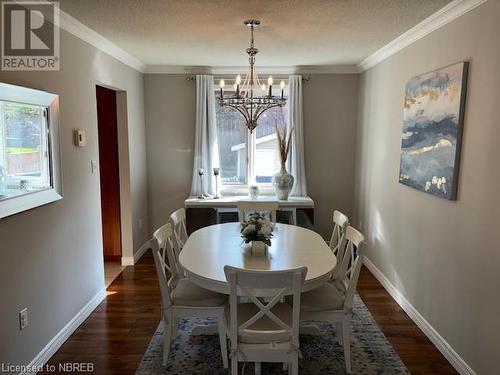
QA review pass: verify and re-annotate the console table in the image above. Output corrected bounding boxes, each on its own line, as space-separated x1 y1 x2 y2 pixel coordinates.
184 196 315 234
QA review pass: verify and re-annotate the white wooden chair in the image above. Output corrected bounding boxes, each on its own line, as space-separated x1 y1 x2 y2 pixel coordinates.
293 226 365 374
237 201 279 223
329 210 349 280
152 223 229 368
170 208 189 250
224 265 307 375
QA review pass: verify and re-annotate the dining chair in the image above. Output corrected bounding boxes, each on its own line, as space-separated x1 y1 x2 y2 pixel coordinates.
237 201 279 223
291 226 365 374
329 210 349 280
170 208 189 250
224 265 307 375
152 223 229 368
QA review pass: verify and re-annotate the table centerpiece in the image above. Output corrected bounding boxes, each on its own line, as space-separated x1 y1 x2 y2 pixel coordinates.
240 212 274 256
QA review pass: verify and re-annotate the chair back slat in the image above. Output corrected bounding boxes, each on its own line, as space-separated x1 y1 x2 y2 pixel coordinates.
330 210 349 255
336 226 365 311
330 210 349 279
224 266 306 350
152 223 178 309
154 222 182 279
170 208 189 249
237 201 279 223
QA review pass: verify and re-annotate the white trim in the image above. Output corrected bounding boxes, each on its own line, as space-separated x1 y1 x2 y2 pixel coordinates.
363 257 477 375
121 239 151 266
357 0 488 72
144 65 358 75
58 9 146 72
51 0 486 75
22 289 106 375
134 239 151 263
121 256 134 266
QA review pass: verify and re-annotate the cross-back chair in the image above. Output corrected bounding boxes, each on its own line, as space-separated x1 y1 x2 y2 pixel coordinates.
170 207 189 250
152 223 228 368
294 226 365 374
329 210 349 279
224 266 307 375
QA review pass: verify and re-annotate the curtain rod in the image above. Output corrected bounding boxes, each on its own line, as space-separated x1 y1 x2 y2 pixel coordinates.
186 75 310 82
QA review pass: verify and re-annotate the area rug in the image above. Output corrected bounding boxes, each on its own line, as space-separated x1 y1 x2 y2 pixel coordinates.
136 294 409 374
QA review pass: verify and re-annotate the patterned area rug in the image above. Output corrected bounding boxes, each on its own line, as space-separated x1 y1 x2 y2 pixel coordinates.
136 294 409 374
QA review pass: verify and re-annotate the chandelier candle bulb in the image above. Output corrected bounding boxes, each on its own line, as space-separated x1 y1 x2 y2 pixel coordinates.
236 75 241 96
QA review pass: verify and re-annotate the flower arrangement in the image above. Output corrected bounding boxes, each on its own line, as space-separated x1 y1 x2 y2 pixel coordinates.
240 212 274 247
274 122 294 168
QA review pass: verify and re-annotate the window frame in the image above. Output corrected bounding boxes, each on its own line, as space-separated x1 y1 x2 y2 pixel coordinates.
215 82 288 194
0 82 62 219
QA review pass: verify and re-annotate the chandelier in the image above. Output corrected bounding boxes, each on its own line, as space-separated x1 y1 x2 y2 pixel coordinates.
218 20 286 133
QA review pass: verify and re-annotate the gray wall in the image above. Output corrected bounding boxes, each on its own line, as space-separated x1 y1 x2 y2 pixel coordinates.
354 2 499 374
144 74 196 231
304 75 358 238
0 30 149 366
144 74 359 238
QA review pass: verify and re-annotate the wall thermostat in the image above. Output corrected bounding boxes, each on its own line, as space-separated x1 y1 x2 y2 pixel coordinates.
74 129 86 147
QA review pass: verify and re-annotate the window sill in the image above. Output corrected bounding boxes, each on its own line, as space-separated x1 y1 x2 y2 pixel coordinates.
220 185 275 196
0 188 62 219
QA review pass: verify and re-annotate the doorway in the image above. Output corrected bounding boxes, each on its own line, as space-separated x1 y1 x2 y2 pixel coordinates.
96 85 124 285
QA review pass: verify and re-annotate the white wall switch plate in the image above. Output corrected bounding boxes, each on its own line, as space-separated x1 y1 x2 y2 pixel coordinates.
19 308 28 330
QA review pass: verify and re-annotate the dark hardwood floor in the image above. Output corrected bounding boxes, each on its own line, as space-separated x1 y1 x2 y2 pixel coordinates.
43 252 457 374
356 269 457 375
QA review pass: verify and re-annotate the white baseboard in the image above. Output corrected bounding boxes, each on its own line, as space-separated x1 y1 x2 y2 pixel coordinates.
363 257 476 375
23 288 107 375
121 256 134 266
134 239 151 263
121 239 151 266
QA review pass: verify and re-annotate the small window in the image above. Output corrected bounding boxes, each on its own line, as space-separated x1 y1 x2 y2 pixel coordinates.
0 83 62 218
0 102 51 196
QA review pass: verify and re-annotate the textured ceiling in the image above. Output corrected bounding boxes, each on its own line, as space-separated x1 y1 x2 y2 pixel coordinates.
59 0 452 67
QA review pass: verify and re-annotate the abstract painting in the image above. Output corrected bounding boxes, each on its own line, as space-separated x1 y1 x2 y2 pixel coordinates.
399 62 468 200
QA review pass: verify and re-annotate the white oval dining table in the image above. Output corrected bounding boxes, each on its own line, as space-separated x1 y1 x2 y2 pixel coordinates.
179 222 336 297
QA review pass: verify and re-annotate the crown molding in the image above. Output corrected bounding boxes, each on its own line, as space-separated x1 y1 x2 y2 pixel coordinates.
144 64 358 75
58 9 146 73
55 0 486 76
357 0 488 72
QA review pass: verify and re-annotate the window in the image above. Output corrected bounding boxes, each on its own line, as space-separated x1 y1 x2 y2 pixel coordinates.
0 102 51 196
0 83 62 218
215 84 288 188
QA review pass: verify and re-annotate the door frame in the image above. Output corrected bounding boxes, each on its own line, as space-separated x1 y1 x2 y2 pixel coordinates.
95 82 134 266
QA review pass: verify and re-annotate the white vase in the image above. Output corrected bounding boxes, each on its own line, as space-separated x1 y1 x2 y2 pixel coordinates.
249 185 259 200
251 241 268 256
272 166 294 200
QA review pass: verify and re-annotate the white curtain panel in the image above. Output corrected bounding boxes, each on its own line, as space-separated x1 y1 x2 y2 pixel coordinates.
190 75 220 197
288 75 308 196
